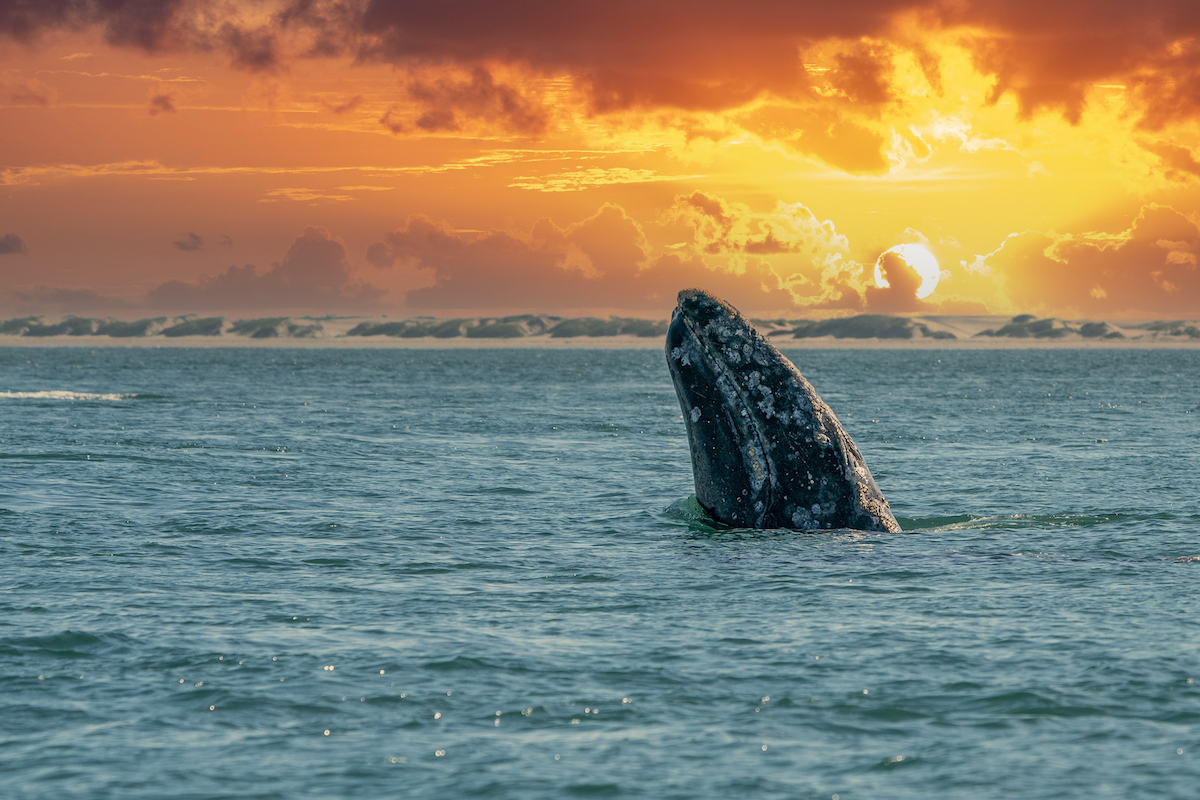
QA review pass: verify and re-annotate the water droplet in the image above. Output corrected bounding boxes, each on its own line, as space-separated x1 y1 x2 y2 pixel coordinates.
435 750 446 757
380 670 385 675
323 730 330 736
209 705 215 711
761 745 768 751
434 712 441 720
554 754 560 761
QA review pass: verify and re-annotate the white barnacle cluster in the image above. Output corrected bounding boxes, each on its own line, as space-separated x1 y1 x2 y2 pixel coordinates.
791 507 816 529
744 444 768 491
670 345 692 367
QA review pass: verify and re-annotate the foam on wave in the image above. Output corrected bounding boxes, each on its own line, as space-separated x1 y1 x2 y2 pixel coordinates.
0 390 135 401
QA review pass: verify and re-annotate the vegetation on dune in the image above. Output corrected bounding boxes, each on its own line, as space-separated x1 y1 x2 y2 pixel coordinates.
230 318 287 338
792 315 956 340
979 315 1125 339
161 317 224 337
3 312 1198 341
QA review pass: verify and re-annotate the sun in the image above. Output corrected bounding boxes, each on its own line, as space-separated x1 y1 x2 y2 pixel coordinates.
874 244 941 299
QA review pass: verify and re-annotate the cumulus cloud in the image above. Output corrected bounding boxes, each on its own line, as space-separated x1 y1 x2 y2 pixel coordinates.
667 191 864 307
984 204 1200 315
864 251 926 313
173 232 203 251
0 233 27 254
148 226 384 311
366 202 847 312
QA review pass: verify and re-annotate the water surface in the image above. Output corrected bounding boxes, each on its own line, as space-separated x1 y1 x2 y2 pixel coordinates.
2 347 1198 798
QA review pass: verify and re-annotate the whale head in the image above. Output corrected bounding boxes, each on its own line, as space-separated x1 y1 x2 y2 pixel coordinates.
666 288 900 532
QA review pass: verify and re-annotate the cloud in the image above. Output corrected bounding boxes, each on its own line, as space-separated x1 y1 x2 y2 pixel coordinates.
984 204 1200 315
366 203 831 312
219 22 279 72
173 232 203 251
509 167 705 192
864 251 926 312
259 187 354 203
218 234 233 246
2 70 58 105
0 233 27 254
378 106 404 134
406 67 548 135
4 2 1200 129
1140 139 1200 180
148 92 176 114
3 286 133 314
147 226 384 311
323 94 363 114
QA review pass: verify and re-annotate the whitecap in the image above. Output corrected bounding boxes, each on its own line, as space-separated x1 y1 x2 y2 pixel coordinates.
0 390 134 401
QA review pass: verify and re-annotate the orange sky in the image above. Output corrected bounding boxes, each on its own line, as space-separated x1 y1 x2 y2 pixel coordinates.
2 0 1200 318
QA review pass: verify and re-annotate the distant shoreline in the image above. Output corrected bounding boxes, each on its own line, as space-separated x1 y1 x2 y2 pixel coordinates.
3 312 1199 348
4 333 1200 349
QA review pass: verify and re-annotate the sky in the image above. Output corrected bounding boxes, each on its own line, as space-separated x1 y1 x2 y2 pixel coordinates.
2 0 1200 319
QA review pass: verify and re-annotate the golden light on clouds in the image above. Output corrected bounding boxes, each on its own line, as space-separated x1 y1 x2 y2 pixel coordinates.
876 244 940 299
1 1 1199 317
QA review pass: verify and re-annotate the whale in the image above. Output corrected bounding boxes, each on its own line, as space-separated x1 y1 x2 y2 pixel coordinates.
665 288 901 532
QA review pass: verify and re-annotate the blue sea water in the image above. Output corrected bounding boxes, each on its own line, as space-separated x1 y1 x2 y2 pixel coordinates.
1 345 1198 799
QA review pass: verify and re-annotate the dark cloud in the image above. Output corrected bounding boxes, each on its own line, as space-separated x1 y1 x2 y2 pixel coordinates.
173 232 202 251
7 1 1200 128
0 0 280 72
148 92 176 114
219 22 279 72
0 232 27 254
989 204 1200 315
408 67 548 134
148 226 385 311
218 234 233 246
946 2 1200 126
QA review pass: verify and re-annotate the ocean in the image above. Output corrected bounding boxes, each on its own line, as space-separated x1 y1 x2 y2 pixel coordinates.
1 346 1198 799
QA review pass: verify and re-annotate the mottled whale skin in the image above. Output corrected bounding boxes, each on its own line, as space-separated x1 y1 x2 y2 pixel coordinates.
666 289 901 532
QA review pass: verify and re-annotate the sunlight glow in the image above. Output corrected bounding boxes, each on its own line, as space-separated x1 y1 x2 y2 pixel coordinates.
875 243 941 299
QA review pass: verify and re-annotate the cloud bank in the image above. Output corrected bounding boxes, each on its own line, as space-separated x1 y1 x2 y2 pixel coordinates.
148 226 383 311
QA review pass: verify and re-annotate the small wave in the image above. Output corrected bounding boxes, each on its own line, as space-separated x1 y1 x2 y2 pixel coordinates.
0 390 137 401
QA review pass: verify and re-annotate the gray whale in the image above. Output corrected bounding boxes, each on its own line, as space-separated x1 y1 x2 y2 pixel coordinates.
666 289 901 532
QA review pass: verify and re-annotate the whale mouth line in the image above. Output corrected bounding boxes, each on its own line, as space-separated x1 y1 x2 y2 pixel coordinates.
675 305 777 523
